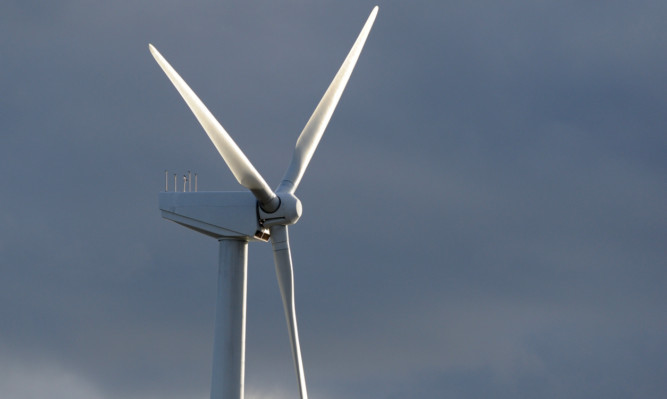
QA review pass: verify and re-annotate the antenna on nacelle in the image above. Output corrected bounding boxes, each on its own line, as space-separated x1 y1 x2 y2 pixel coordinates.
164 170 197 192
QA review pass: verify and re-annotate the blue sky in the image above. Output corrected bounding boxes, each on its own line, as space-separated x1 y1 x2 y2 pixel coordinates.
1 1 666 398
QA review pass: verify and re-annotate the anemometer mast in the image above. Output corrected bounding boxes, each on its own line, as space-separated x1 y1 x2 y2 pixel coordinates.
152 6 378 399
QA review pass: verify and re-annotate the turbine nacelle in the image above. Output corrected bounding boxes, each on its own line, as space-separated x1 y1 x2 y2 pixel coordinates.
159 191 302 240
159 191 271 241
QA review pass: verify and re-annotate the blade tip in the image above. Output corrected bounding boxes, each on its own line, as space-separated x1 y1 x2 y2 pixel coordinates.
148 43 159 56
366 6 379 26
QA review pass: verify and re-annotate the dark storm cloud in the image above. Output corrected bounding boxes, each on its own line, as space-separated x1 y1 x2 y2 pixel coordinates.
1 1 665 398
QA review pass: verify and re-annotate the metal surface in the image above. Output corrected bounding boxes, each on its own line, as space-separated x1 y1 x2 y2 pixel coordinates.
149 44 279 211
211 239 248 399
270 225 308 399
159 192 269 241
277 6 378 194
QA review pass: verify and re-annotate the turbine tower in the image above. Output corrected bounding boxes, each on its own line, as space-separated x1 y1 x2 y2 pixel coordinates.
150 6 378 399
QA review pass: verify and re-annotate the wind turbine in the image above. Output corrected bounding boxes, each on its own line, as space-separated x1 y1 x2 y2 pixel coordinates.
150 6 378 399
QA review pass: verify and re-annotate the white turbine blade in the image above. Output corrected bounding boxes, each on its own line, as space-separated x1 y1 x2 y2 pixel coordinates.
270 225 308 399
149 44 278 208
277 6 379 194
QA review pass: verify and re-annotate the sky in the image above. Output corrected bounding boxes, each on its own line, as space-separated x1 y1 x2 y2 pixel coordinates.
1 1 666 398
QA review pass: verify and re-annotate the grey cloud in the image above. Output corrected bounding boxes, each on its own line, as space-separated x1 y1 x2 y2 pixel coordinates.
1 1 665 398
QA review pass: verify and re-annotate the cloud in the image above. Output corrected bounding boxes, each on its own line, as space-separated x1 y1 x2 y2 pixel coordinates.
0 359 105 399
1 1 665 398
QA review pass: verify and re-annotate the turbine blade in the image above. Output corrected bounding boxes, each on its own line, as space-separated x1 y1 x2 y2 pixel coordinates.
277 6 379 194
149 44 278 209
270 225 308 399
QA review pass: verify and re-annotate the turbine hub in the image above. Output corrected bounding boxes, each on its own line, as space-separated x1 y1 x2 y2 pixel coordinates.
258 192 302 228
